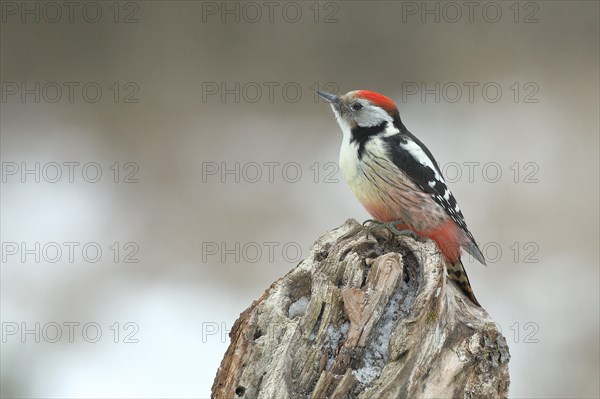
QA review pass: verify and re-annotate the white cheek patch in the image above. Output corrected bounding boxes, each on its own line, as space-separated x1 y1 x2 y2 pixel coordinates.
356 105 393 127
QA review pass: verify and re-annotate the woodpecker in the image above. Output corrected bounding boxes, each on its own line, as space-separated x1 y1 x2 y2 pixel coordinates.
317 89 485 306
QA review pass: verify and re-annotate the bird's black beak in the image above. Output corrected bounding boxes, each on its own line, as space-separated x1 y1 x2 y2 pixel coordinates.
316 90 339 104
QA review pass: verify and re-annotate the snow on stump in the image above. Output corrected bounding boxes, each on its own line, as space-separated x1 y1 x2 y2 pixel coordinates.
212 219 510 399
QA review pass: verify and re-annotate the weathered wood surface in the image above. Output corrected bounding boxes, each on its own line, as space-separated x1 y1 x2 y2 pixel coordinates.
212 219 510 399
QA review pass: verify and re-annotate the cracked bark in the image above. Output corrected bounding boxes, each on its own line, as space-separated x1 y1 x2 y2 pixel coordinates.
212 219 510 399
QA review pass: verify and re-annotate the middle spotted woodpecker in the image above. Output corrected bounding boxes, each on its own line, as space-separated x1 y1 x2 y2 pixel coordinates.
317 89 486 306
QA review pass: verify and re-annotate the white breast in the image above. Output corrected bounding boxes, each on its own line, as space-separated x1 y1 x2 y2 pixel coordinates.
339 135 361 181
338 136 447 229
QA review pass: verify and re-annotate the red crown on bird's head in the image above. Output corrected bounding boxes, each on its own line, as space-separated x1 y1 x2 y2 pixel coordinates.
355 90 398 113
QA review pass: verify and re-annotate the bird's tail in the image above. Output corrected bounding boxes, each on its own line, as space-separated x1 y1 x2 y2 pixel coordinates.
446 259 481 307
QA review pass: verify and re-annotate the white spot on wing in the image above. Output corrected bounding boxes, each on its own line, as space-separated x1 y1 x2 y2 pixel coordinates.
399 138 444 181
444 190 450 200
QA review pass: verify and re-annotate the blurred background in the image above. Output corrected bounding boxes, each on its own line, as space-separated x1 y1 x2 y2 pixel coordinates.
1 1 598 397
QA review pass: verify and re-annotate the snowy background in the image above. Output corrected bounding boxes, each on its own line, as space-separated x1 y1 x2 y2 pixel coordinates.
1 1 599 397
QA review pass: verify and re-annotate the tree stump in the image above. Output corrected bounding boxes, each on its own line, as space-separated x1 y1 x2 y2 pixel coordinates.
212 219 510 399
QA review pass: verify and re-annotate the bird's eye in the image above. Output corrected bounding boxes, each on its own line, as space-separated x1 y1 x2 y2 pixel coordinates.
351 103 363 111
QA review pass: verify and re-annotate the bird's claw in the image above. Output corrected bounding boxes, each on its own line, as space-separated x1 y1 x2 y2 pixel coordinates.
363 219 417 240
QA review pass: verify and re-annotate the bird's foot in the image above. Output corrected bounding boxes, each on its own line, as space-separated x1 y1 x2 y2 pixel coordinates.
362 219 417 240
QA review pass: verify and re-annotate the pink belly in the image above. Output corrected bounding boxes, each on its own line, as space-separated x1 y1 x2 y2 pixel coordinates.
362 199 463 263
